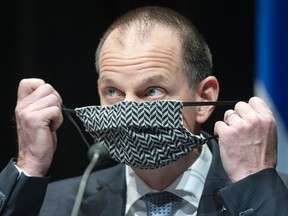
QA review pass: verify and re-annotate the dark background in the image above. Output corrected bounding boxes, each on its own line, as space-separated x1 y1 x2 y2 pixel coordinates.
0 0 255 181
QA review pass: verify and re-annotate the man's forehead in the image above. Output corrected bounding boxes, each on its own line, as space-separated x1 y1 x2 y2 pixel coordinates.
98 24 184 82
106 24 179 47
99 25 182 68
98 73 171 85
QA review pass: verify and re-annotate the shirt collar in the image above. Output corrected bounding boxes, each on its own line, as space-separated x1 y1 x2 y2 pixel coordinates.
125 144 212 214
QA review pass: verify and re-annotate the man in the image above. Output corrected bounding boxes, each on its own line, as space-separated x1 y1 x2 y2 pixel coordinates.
0 6 287 216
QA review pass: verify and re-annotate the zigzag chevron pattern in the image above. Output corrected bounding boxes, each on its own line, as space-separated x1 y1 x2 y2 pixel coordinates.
75 100 206 169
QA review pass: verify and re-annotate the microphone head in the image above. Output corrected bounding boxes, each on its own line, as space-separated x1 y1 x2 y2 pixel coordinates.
87 142 115 169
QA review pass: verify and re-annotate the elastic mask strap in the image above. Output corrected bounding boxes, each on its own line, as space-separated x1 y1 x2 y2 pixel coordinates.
203 134 218 143
62 106 76 114
62 104 90 149
183 101 240 106
183 100 244 142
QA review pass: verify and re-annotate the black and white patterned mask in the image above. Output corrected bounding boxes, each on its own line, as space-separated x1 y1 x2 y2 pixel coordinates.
73 100 208 169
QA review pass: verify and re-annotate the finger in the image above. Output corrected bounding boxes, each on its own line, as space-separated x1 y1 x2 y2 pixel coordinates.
214 120 229 136
17 78 46 101
25 94 62 113
17 83 62 110
224 109 236 121
37 106 63 131
233 100 256 121
16 93 63 130
224 109 241 126
18 105 63 132
248 96 273 115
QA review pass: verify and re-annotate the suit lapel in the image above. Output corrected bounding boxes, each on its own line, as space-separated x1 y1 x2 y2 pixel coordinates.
197 134 231 215
79 164 127 216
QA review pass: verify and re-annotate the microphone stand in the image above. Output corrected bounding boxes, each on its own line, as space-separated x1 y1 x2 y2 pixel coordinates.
70 151 101 216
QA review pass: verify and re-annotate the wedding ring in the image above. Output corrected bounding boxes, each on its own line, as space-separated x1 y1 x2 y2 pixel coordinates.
224 110 237 122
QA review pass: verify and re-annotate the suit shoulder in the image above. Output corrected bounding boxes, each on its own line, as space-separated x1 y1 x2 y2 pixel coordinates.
47 163 125 195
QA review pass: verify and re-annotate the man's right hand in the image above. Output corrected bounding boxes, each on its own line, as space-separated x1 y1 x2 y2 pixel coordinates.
15 78 63 177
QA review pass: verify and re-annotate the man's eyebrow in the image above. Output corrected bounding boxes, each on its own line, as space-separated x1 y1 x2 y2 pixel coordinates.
98 75 115 85
139 74 170 86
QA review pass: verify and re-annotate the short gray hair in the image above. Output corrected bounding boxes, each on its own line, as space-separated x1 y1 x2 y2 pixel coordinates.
95 6 212 91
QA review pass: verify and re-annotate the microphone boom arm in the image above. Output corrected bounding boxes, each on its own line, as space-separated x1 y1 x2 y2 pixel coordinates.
70 151 101 216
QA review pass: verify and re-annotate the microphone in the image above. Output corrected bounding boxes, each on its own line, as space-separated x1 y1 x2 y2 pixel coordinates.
87 142 110 168
70 143 110 216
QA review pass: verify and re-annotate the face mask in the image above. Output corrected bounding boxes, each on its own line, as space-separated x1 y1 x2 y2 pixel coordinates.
72 100 208 169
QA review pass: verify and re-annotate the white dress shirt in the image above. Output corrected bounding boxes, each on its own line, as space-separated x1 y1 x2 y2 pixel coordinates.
125 144 212 216
14 162 31 178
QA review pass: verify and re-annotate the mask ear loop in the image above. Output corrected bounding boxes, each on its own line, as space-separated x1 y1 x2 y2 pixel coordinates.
62 104 91 149
183 100 242 142
182 101 240 106
203 135 219 142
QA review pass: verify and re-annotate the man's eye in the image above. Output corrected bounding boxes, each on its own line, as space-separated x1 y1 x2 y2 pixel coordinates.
147 88 163 97
106 88 120 97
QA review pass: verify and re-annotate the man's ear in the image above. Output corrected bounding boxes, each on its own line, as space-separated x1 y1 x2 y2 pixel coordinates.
195 76 219 124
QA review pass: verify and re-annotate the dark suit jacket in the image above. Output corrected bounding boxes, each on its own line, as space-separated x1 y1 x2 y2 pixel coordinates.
1 137 288 216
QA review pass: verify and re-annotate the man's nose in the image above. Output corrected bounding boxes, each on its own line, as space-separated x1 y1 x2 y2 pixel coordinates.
124 93 142 102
